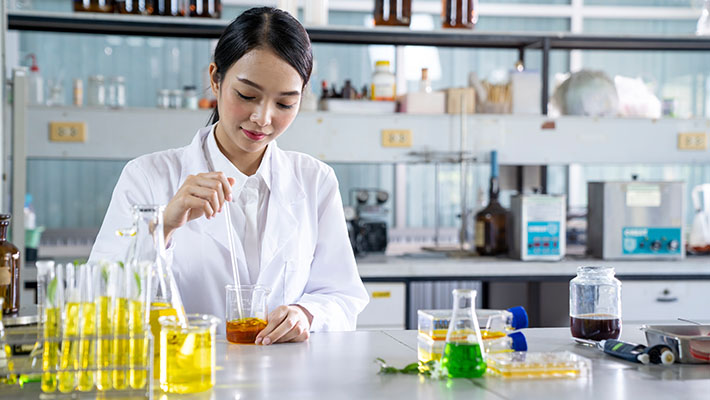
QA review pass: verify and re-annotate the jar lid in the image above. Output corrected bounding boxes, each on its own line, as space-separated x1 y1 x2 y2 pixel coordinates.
577 265 615 275
183 85 196 91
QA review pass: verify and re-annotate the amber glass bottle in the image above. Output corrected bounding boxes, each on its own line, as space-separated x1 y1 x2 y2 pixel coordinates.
153 0 185 16
374 0 412 27
0 215 20 315
189 0 221 18
74 0 115 13
116 0 151 15
474 151 509 256
442 0 477 29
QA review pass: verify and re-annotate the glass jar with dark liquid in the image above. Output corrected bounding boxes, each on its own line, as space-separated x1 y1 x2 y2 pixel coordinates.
0 214 20 315
441 0 479 29
569 266 621 341
74 0 115 13
374 0 412 27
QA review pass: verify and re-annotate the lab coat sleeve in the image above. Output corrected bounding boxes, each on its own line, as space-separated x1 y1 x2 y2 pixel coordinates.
89 159 175 267
296 168 369 332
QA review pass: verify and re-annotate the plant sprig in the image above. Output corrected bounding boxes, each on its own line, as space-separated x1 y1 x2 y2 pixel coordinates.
375 358 447 379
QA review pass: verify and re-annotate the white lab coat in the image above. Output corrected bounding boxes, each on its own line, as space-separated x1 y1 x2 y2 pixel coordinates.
89 125 369 332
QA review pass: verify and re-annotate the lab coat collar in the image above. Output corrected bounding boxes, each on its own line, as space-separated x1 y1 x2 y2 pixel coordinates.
179 125 306 281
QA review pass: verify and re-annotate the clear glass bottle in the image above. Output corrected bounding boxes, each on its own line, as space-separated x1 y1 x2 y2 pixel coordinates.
125 205 186 380
440 289 487 378
0 215 20 316
116 0 150 14
87 75 106 107
107 76 126 109
698 0 710 36
183 86 198 110
569 266 622 341
157 89 170 109
153 0 185 16
374 0 412 27
474 150 509 255
442 0 478 29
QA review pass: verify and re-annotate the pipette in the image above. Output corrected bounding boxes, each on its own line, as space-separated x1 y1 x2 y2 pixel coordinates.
222 204 244 318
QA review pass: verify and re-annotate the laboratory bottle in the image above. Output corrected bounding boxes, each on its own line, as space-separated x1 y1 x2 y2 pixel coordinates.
73 0 114 13
371 60 395 101
373 0 412 27
153 0 185 16
698 0 710 35
474 150 509 256
87 75 106 107
0 215 20 315
569 266 621 341
116 0 150 15
124 205 186 379
189 0 221 18
478 306 528 336
442 0 478 29
26 54 43 106
419 68 432 93
440 289 487 378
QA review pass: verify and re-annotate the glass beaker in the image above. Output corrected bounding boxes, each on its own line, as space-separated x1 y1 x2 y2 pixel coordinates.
374 0 412 27
442 0 478 29
125 205 185 379
159 314 219 394
569 266 621 341
225 285 270 344
440 289 487 378
0 297 17 384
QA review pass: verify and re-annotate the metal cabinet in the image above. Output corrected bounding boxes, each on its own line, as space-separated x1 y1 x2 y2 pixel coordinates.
622 280 710 324
357 282 406 330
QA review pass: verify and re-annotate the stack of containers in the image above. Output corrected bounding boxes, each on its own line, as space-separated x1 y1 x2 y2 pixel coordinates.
417 306 529 370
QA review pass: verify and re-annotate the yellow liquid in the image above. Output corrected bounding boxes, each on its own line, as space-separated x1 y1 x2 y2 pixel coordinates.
112 298 129 390
481 330 506 340
77 302 96 391
41 307 61 393
160 325 214 394
129 299 148 389
58 302 80 393
149 302 178 379
95 296 112 391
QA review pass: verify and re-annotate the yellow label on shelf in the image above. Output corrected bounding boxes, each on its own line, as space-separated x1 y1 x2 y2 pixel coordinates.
381 130 412 148
677 132 707 150
372 291 391 298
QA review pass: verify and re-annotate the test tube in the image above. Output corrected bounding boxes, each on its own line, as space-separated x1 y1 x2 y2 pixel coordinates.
41 262 64 393
58 263 80 393
128 261 151 389
93 262 113 391
110 262 129 390
77 264 95 391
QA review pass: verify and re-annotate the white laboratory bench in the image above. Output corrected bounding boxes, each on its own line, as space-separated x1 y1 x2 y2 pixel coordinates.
3 326 708 399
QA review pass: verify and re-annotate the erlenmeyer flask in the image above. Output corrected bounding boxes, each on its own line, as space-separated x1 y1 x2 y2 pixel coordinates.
125 205 185 379
440 289 487 378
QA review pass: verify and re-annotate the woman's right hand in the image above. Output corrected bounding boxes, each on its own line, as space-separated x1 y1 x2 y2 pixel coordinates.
163 172 235 243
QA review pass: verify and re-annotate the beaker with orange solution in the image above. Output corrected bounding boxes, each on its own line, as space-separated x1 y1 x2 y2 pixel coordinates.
225 285 270 344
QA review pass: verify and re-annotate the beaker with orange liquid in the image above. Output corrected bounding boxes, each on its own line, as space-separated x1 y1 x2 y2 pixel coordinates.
225 285 270 344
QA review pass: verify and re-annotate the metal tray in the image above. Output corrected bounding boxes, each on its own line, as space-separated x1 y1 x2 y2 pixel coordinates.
642 325 710 364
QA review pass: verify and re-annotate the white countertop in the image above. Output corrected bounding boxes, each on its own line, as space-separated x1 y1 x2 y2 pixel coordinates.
5 326 708 399
357 254 710 279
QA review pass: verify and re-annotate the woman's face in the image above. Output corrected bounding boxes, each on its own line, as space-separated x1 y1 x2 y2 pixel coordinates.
210 48 303 157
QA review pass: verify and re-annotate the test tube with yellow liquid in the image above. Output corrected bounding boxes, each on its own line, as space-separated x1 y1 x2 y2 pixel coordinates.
160 314 219 394
41 263 64 393
127 261 151 390
93 262 113 391
58 263 81 393
77 264 95 391
111 262 129 390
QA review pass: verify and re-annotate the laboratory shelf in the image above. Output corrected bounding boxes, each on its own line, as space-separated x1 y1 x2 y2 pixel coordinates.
25 106 710 164
8 10 710 51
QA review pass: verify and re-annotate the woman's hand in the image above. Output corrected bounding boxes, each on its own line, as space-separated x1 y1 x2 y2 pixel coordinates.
255 305 313 345
163 172 235 243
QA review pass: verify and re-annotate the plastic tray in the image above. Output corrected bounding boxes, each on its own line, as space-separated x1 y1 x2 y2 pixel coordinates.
485 351 591 379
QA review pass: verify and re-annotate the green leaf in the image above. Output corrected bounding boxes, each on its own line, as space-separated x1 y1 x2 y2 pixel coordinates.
47 277 57 307
118 261 125 269
72 258 86 267
375 358 422 375
134 270 141 296
101 266 109 285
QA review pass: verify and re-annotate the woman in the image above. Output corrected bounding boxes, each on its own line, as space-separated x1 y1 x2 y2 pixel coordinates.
90 7 369 345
